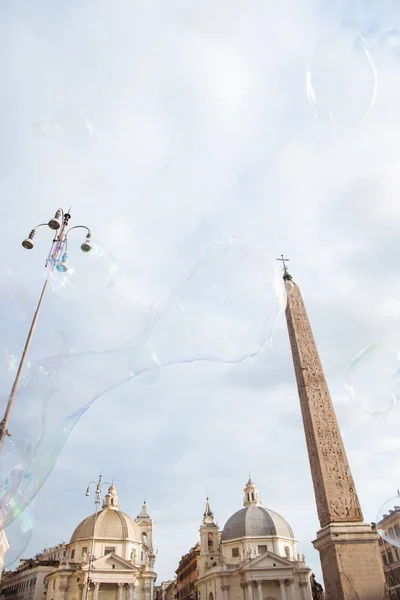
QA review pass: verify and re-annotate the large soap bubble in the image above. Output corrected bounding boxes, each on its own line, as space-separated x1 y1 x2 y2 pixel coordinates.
376 492 400 549
0 235 286 550
306 30 377 123
345 344 400 417
2 501 34 568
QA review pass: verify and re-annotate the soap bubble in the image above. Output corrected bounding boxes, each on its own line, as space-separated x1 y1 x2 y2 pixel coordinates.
345 344 400 416
376 493 400 548
0 236 286 532
306 30 377 123
2 502 34 568
146 241 286 365
31 107 94 147
48 241 121 302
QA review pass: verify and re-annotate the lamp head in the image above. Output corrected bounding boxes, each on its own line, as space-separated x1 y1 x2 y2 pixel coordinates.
48 209 62 230
22 230 36 250
81 233 92 253
85 486 90 497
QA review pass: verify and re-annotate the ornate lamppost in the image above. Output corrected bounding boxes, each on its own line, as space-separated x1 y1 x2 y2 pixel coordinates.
0 208 93 452
84 474 111 600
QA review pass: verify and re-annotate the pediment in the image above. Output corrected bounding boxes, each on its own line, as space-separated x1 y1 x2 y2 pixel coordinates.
83 553 138 572
241 551 292 570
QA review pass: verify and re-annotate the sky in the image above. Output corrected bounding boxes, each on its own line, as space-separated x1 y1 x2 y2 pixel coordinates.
1 0 400 587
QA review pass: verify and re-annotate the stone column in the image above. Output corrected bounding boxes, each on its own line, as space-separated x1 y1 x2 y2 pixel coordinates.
118 583 124 600
286 580 295 600
256 581 263 600
81 584 87 600
299 582 308 600
279 580 287 600
247 582 254 600
128 584 134 600
240 583 246 600
94 583 100 600
221 585 230 600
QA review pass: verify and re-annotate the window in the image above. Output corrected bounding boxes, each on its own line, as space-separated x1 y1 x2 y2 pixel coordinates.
82 547 88 557
284 546 290 558
105 547 116 555
396 548 399 560
257 546 267 555
142 533 147 545
390 528 395 539
112 565 115 570
77 579 80 582
388 551 394 564
395 524 400 537
71 549 75 559
232 548 239 558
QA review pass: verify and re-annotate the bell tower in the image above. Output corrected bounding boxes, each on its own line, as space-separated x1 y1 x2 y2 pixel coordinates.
199 497 219 575
279 256 385 600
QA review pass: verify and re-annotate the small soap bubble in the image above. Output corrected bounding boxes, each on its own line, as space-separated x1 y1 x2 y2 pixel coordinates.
345 344 400 416
48 241 121 302
306 30 377 123
376 493 400 548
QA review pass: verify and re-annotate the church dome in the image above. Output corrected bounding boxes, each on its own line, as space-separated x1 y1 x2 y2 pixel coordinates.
70 482 142 543
70 508 142 543
221 506 294 541
221 478 294 541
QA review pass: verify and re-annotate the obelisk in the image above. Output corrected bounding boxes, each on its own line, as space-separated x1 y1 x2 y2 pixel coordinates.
279 257 385 600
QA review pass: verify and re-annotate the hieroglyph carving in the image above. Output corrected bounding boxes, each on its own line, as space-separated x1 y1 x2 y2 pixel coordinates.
285 283 363 527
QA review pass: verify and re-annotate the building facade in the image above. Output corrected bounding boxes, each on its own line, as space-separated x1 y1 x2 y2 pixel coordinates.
175 545 199 600
0 532 10 577
1 484 156 600
0 550 64 600
196 479 313 600
372 508 400 599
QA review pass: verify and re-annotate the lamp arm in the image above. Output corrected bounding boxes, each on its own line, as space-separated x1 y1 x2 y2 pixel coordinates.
65 225 91 239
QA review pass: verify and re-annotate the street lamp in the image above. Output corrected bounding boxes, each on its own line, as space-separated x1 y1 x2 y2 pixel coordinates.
84 475 111 600
0 208 93 452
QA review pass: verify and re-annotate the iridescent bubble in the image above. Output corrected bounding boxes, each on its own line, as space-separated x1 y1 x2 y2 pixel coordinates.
48 241 121 302
3 502 34 568
31 107 94 147
376 492 400 548
306 30 377 123
345 344 400 416
146 241 286 365
0 236 286 533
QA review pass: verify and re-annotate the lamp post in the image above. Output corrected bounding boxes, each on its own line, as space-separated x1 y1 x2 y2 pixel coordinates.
0 208 93 452
84 474 111 600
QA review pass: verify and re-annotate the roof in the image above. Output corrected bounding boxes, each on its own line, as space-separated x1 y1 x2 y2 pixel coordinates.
221 506 294 541
70 508 142 543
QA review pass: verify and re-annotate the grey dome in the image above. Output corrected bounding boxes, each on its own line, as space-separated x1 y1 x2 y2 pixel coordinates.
221 506 294 541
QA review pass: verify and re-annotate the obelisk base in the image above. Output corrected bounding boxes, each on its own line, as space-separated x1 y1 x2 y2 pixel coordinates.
313 522 386 600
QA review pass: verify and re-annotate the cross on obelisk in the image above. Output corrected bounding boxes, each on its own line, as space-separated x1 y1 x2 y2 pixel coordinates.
278 258 385 600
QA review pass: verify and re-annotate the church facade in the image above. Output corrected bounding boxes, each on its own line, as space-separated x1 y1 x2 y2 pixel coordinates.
44 483 156 600
196 479 313 600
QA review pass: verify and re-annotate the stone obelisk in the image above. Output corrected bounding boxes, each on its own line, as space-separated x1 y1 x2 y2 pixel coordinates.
279 258 385 600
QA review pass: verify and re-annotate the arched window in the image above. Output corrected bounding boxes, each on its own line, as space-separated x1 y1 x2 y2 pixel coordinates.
142 533 147 545
251 493 254 501
208 593 214 600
